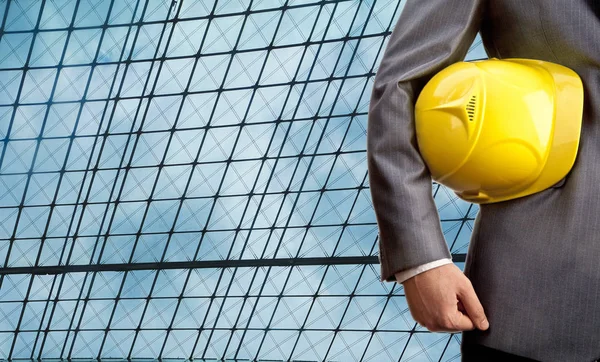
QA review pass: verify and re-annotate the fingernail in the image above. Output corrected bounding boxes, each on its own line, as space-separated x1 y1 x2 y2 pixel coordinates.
480 320 489 329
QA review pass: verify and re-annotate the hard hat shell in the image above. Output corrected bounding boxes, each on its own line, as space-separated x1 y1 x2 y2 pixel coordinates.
414 58 583 204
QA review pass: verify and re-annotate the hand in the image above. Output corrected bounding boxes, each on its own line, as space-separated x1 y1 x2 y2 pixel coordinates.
400 263 489 333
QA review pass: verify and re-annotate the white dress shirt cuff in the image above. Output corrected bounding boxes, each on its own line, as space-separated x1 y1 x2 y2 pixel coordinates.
394 258 453 283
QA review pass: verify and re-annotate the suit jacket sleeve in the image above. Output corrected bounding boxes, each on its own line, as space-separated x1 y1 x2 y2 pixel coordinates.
367 0 485 282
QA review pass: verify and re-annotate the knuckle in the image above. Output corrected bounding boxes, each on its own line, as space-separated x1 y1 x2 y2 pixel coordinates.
460 278 473 292
439 315 456 330
424 322 438 332
413 316 426 327
419 320 435 331
463 277 473 286
411 314 425 325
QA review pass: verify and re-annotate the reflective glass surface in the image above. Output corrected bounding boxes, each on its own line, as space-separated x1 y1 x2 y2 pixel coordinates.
0 0 485 360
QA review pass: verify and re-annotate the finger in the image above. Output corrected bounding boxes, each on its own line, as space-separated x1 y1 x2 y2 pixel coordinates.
432 309 474 332
450 308 476 332
458 285 489 330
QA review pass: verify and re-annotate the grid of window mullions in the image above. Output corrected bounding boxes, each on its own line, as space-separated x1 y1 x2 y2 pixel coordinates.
1 0 358 36
0 0 100 357
166 0 351 358
59 1 185 358
0 0 161 357
0 150 369 194
0 267 422 359
116 0 370 358
0 0 479 360
245 1 393 360
4 0 118 358
0 36 386 73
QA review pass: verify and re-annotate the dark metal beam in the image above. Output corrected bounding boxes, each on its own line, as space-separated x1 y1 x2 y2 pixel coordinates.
0 253 466 275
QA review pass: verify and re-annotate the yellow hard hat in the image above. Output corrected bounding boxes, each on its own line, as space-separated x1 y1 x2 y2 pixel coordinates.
415 58 583 204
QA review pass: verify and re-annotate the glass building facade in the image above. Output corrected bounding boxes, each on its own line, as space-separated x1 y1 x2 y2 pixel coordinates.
0 0 486 360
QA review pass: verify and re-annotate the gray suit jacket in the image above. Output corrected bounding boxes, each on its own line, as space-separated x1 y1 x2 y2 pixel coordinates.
367 1 600 361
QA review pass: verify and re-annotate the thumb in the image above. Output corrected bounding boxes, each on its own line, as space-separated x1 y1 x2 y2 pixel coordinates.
458 283 489 330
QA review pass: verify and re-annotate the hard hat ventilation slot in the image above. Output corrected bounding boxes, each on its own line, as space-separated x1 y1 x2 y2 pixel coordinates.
466 95 476 121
